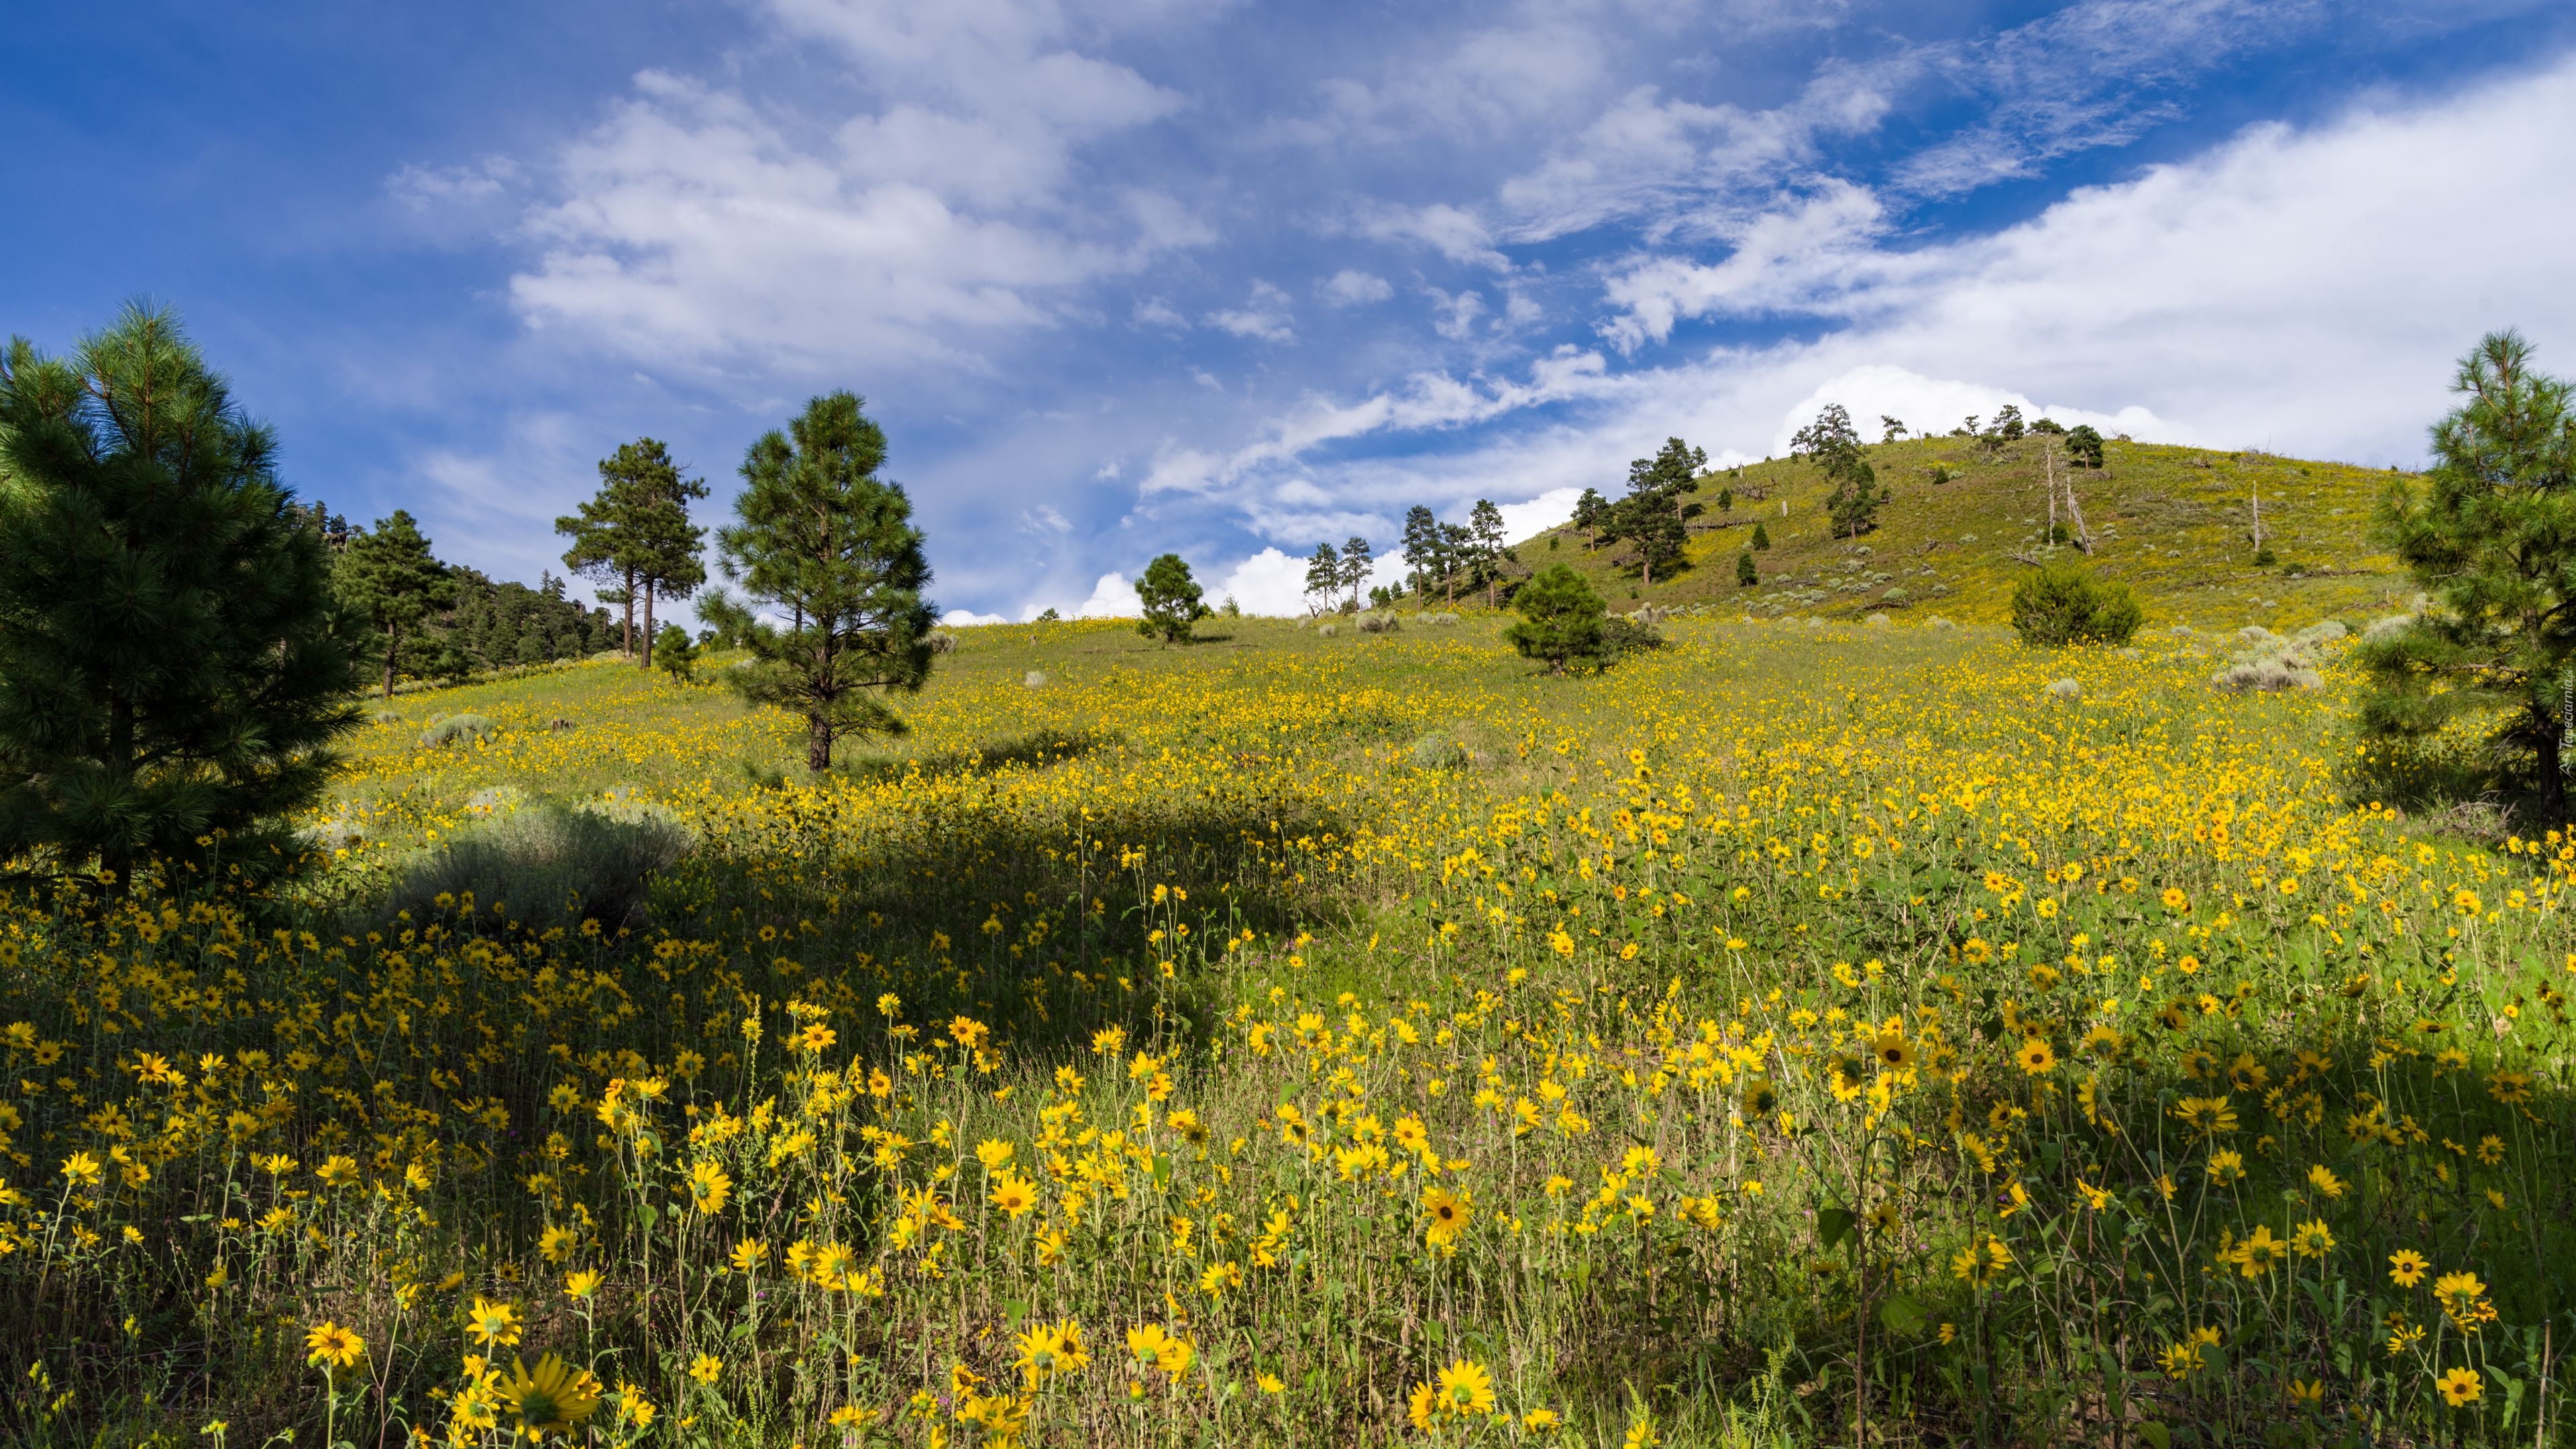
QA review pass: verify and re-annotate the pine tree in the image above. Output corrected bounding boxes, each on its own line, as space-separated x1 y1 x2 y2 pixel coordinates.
1401 506 1443 598
1503 564 1607 675
1737 550 1758 587
1469 498 1509 608
1571 488 1607 545
1617 437 1707 587
1751 522 1771 550
1303 542 1340 612
0 305 360 884
2358 329 2576 822
651 623 698 684
2065 425 2105 469
708 392 936 772
339 510 455 698
557 439 706 669
1338 535 1373 611
1136 553 1210 643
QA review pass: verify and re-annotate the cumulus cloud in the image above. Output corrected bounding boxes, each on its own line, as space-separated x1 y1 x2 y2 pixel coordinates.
1075 571 1141 619
942 607 1009 625
1770 365 2167 455
494 0 1205 373
1208 547 1309 616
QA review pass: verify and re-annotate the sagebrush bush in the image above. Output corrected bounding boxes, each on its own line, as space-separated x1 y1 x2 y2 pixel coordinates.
1408 732 1471 769
2008 564 2142 646
379 800 691 934
416 713 498 748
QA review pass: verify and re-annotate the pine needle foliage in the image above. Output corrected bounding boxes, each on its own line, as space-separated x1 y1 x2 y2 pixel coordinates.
0 304 360 884
708 392 936 773
2357 329 2576 822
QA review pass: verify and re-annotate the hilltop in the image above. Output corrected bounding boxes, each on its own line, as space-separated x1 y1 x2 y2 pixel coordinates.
1506 435 2420 631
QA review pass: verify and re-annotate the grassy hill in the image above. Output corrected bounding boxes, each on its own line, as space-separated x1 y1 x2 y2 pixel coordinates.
1506 435 2420 631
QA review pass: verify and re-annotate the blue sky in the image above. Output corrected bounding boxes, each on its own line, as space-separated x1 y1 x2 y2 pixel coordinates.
8 0 2576 621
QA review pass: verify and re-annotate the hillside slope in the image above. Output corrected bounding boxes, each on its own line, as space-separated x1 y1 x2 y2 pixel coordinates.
1510 435 2420 630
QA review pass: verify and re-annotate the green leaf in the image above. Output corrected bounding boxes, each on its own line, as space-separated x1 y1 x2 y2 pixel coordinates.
1816 1207 1856 1252
1877 1295 1927 1336
2136 1422 2170 1449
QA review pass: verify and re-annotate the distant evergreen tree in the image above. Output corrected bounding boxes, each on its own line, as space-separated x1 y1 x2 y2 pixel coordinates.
1880 415 1908 443
1616 437 1706 586
1135 553 1210 644
1401 506 1443 598
1716 486 1733 513
1988 405 2025 442
1468 498 1511 608
0 304 360 885
435 568 615 673
1751 522 1771 550
2065 425 2106 469
1437 521 1473 604
339 510 455 698
1571 487 1608 544
2358 329 2576 822
708 391 936 772
1794 405 1886 538
1338 535 1373 611
1737 550 1758 587
556 439 706 671
1303 542 1340 612
2029 417 2067 435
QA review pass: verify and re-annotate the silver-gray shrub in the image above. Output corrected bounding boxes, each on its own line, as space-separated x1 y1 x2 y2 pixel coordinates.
380 800 692 936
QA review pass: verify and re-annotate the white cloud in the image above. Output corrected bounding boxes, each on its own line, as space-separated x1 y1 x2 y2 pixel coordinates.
1598 180 1890 350
942 607 1009 626
1355 203 1511 269
1209 547 1309 616
1320 269 1394 306
1018 504 1073 534
1075 570 1141 618
1133 297 1188 329
1428 287 1487 340
1770 365 2167 455
1177 52 2576 539
1495 486 1584 542
495 0 1205 373
1207 280 1296 342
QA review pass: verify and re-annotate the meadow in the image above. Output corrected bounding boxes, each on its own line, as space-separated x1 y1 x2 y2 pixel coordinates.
5 612 2573 1447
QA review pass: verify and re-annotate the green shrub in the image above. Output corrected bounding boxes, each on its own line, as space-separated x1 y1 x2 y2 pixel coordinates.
380 801 692 935
2009 565 2141 647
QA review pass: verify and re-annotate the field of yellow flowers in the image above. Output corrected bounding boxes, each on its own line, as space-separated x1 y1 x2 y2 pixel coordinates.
5 614 2573 1447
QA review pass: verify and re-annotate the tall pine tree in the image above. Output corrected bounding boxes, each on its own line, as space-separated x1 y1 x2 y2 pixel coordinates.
339 511 454 698
707 392 936 772
556 439 706 668
2358 330 2576 822
0 305 360 884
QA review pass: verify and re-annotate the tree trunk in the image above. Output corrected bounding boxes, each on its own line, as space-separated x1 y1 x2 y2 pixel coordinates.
641 581 656 670
807 715 833 773
619 566 638 658
2538 703 2569 826
383 622 399 698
